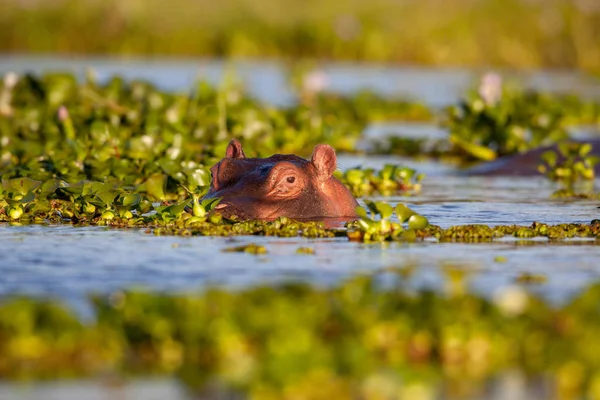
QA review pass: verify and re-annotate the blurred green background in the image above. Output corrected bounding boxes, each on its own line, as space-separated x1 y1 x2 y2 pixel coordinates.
2 0 600 73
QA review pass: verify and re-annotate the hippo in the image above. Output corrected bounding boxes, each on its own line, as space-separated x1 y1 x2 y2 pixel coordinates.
462 139 600 176
203 139 359 221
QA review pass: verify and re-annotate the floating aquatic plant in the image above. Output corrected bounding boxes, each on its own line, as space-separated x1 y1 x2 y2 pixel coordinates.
538 141 599 199
222 243 268 254
336 164 424 197
445 77 572 162
347 201 429 242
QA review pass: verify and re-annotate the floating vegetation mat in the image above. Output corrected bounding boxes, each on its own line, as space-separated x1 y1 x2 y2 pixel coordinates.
2 273 600 399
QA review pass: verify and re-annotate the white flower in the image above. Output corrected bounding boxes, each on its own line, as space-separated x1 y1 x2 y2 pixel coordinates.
478 72 503 106
303 70 329 94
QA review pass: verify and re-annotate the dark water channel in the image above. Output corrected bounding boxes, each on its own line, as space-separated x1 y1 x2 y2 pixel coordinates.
1 56 600 399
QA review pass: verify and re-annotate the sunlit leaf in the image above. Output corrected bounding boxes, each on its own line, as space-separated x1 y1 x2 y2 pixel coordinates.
8 177 42 195
408 214 429 230
121 193 142 207
355 206 368 219
450 135 497 161
96 191 119 206
395 203 415 223
143 174 167 201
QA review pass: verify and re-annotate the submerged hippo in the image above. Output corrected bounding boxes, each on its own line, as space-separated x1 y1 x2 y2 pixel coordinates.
203 139 358 221
463 139 600 176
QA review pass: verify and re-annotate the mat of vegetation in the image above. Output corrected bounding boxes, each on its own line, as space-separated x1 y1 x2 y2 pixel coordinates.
2 0 600 73
1 71 599 236
2 273 600 399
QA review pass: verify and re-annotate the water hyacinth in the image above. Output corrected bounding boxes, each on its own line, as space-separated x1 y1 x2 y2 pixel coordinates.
2 273 600 397
538 141 599 199
347 201 429 242
445 80 574 162
336 164 424 197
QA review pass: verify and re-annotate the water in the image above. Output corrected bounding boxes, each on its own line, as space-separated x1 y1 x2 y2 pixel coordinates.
2 55 600 107
0 373 551 400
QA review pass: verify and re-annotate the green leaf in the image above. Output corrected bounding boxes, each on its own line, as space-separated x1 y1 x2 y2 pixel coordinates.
188 169 210 188
379 219 391 233
558 142 571 157
39 179 62 199
121 193 142 207
357 219 370 231
408 214 429 230
61 181 85 196
579 143 592 157
374 202 393 219
143 174 167 201
355 206 369 219
380 164 394 180
8 178 42 196
395 203 415 223
83 181 116 196
365 201 379 216
200 197 222 211
450 135 497 161
96 191 119 206
18 192 36 204
541 150 557 168
346 169 364 185
160 199 189 217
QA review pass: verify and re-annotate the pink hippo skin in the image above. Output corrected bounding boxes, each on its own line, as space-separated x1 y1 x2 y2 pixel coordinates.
203 139 358 222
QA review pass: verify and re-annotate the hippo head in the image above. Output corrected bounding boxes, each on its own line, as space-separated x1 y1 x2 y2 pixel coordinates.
203 139 358 221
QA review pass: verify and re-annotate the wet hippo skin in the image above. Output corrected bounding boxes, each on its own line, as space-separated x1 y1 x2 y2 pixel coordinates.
203 139 359 220
462 139 600 176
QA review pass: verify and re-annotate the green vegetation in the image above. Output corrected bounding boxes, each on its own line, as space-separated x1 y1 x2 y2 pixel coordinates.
0 71 428 228
0 70 429 165
3 273 600 398
348 201 429 242
374 75 600 163
336 165 424 198
2 0 600 73
2 71 600 232
445 77 586 162
538 141 600 198
421 221 600 241
539 142 598 182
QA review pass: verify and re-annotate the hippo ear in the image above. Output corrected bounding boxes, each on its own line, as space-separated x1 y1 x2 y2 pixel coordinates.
225 139 246 159
311 144 337 178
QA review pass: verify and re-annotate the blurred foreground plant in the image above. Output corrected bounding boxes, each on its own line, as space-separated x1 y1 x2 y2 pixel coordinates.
3 274 600 397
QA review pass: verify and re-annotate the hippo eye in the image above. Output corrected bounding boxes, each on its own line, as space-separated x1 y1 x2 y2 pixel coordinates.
287 176 296 184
